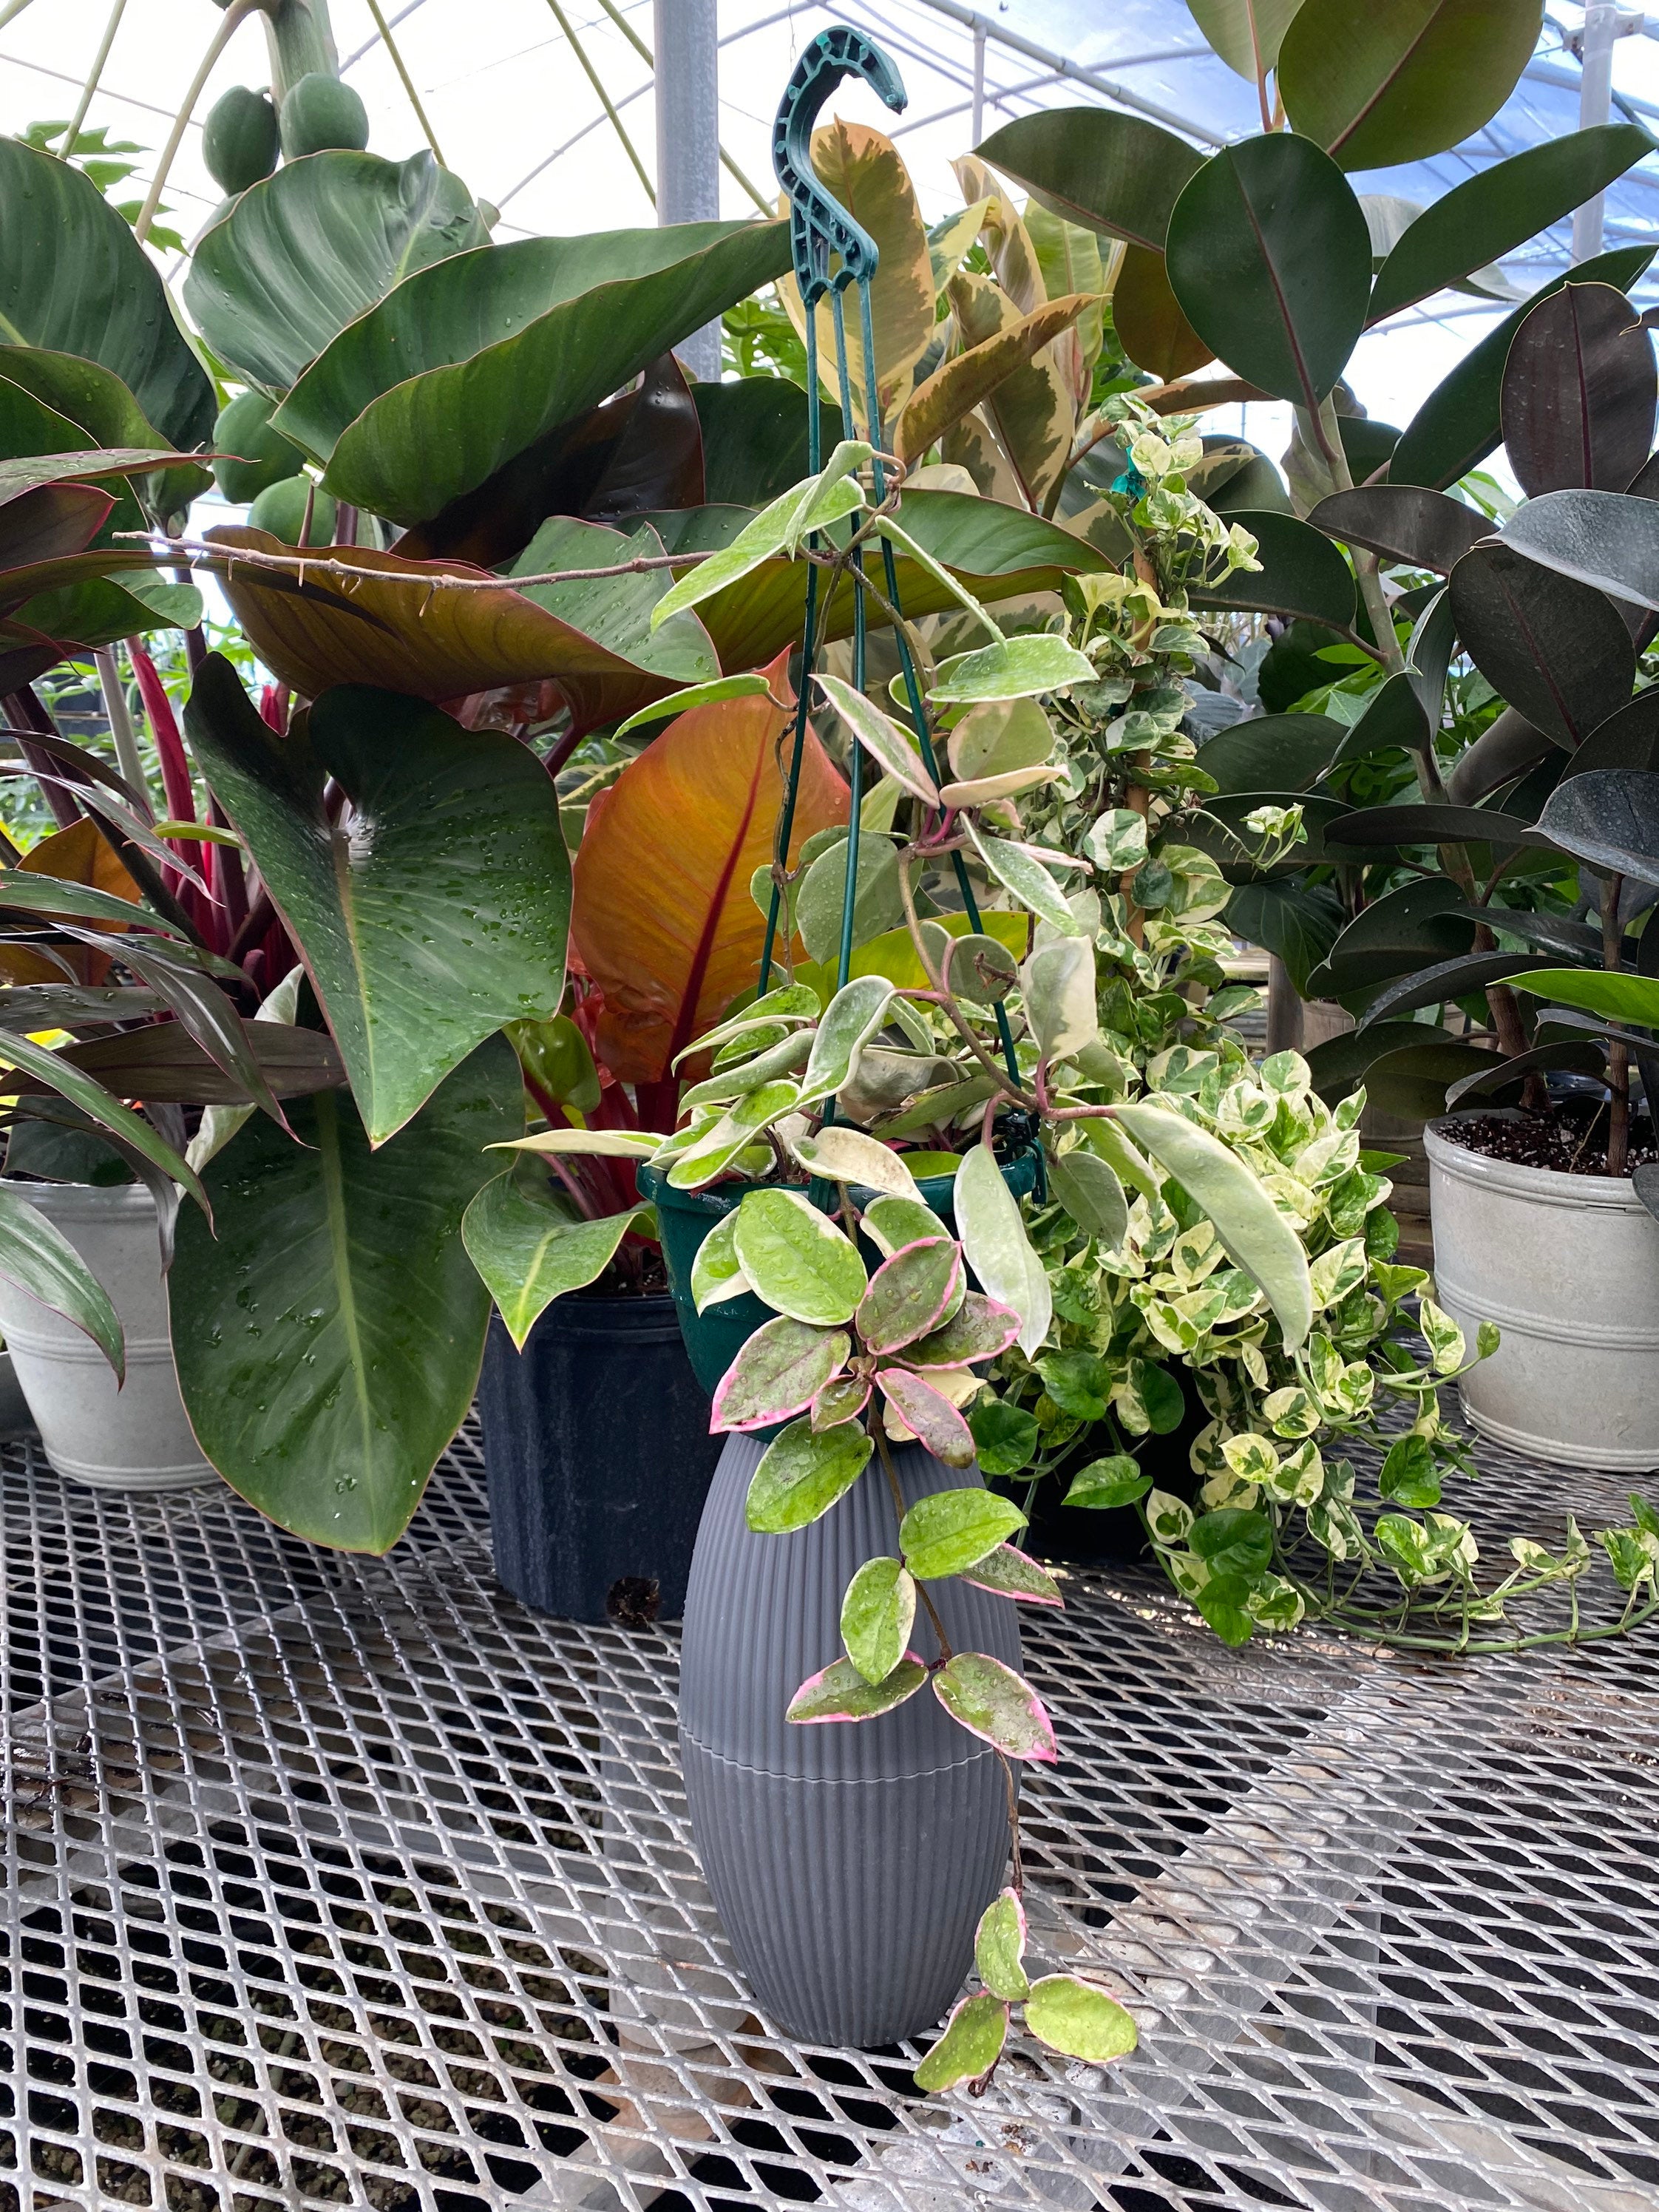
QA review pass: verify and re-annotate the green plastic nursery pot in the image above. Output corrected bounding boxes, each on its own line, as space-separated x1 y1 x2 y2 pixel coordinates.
638 1149 1041 1397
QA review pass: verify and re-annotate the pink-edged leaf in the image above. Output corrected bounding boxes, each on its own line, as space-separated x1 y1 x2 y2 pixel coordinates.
812 1372 872 1431
895 1290 1022 1368
1024 1975 1139 2063
855 1235 963 1354
913 1991 1008 2091
960 1543 1065 1607
974 1888 1030 2001
877 1366 977 1467
711 1317 850 1433
932 1650 1058 1762
787 1651 928 1723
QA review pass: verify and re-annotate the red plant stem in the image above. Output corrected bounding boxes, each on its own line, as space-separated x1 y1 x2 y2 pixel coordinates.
523 1071 611 1220
127 642 197 916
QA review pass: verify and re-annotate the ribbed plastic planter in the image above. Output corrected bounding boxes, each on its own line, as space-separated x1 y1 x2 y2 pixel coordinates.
1425 1113 1659 1471
679 1434 1021 2048
477 1292 721 1624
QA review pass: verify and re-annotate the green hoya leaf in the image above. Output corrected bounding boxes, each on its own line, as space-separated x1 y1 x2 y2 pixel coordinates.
503 1127 662 1160
878 1367 978 1465
461 1170 651 1350
1024 1975 1139 2063
0 1187 124 1380
961 1544 1064 1607
746 1417 874 1533
814 675 940 804
974 1889 1030 2003
795 833 905 966
788 1652 928 1723
732 1187 867 1324
798 974 896 1105
1022 935 1099 1064
711 1314 851 1432
840 1555 917 1685
955 1139 1052 1357
968 1397 1039 1475
691 1210 750 1313
675 982 821 1067
863 1192 948 1258
1111 1102 1312 1351
665 1081 801 1188
650 448 868 630
932 1650 1057 1761
963 819 1078 934
790 1124 924 1200
1065 1455 1151 1510
899 1489 1026 1580
857 1237 964 1354
611 671 776 739
929 632 1096 705
1048 1148 1129 1248
679 1027 813 1113
913 1992 1008 2093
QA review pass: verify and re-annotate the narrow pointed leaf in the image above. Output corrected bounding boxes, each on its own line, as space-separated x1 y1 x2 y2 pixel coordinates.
895 294 1100 466
501 1128 661 1158
932 1650 1058 1760
745 1417 874 1533
964 819 1076 934
0 1030 207 1213
955 1139 1051 1356
787 1652 927 1725
0 1187 124 1380
815 676 940 804
664 1081 801 1189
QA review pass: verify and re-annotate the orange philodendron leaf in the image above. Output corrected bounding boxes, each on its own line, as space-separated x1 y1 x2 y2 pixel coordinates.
570 651 847 1117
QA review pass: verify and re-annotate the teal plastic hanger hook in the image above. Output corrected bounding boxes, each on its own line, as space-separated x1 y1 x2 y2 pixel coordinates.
772 27 906 307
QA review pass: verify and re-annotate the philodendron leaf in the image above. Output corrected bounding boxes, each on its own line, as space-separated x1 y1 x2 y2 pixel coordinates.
710 1314 851 1433
929 632 1096 705
841 1555 917 1685
913 1992 1009 2093
974 1888 1031 2002
798 975 896 1106
895 1291 1021 1368
1024 1975 1139 2064
1048 1148 1129 1249
664 1080 801 1189
878 1368 980 1466
1022 935 1099 1064
857 1237 965 1354
691 1210 750 1313
185 659 570 1147
932 1650 1059 1761
787 1652 927 1724
0 1187 124 1380
814 676 940 804
170 1037 522 1554
461 1170 651 1350
962 1543 1065 1607
955 1139 1052 1356
899 1488 1026 1579
732 1187 867 1324
790 1124 924 1200
1111 1102 1313 1352
745 1417 874 1533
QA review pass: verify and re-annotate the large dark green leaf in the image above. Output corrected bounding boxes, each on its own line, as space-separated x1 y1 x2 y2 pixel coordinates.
1368 128 1652 325
1193 713 1343 793
1561 689 1659 782
1500 284 1655 499
183 659 570 1145
1360 949 1576 1025
1225 879 1346 995
273 220 792 524
1536 768 1659 886
693 379 841 506
1499 489 1659 613
0 350 207 521
1391 246 1657 490
1306 875 1473 996
1279 0 1543 171
974 109 1206 254
1187 509 1357 630
1448 540 1633 749
1326 668 1432 770
0 138 214 450
1165 135 1371 410
1113 245 1214 381
170 1037 520 1554
1309 486 1488 574
1305 1018 1456 1099
184 149 489 393
1324 803 1557 851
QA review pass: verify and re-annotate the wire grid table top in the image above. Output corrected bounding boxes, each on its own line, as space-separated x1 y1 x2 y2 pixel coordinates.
2 1417 1658 2212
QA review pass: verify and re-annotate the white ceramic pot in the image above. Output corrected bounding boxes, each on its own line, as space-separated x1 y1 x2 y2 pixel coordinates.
0 1179 214 1490
1425 1116 1659 1471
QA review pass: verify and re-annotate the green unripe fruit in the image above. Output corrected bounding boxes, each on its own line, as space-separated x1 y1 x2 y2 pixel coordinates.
212 392 307 506
280 73 370 159
248 474 337 547
203 85 280 194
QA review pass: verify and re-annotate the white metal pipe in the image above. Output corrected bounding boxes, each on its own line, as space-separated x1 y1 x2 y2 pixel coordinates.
1572 5 1642 261
654 0 722 384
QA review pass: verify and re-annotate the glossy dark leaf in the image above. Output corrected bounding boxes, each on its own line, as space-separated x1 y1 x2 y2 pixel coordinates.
693 379 840 506
1448 540 1633 750
1305 875 1473 997
1561 690 1659 782
1443 705 1556 806
184 659 571 1144
171 1038 520 1553
1323 804 1558 852
1225 880 1346 997
1445 1037 1607 1107
1357 951 1561 1028
1304 1020 1456 1099
0 1027 207 1208
1536 769 1659 886
0 345 209 523
975 108 1207 254
1365 1037 1519 1119
1326 670 1432 772
1280 0 1543 171
1165 135 1371 410
1187 509 1357 631
1499 487 1659 614
1500 284 1656 500
1112 244 1213 381
1309 486 1488 574
1391 245 1657 490
0 481 113 569
1368 128 1654 325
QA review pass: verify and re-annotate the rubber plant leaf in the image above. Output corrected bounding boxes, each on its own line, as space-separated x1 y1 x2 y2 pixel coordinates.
1500 284 1657 500
974 109 1205 254
183 657 570 1146
170 1035 521 1554
1499 489 1659 615
1187 0 1306 79
570 657 847 1090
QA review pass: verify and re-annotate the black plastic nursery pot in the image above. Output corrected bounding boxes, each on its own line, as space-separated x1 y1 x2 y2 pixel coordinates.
477 1291 721 1626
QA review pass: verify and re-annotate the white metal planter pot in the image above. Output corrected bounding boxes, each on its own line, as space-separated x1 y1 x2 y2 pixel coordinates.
0 1180 214 1491
1425 1116 1659 1472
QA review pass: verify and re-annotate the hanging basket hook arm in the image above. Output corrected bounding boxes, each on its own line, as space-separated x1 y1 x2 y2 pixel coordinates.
772 27 907 308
